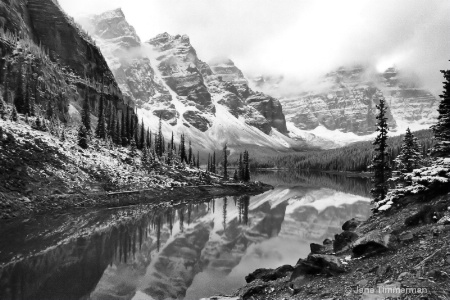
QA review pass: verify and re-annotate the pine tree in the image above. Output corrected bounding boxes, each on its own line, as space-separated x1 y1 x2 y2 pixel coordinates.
0 96 6 120
188 140 192 164
142 147 149 170
431 68 450 157
156 115 163 157
192 154 196 167
233 169 238 181
130 137 137 158
223 144 228 180
115 114 121 145
197 151 200 168
121 108 127 146
212 152 216 173
10 105 18 121
134 121 139 148
207 153 211 172
95 89 106 139
243 150 251 181
239 153 244 180
125 106 131 143
139 119 145 149
2 60 9 105
34 116 42 131
180 133 186 162
77 124 88 149
81 89 91 135
370 98 390 202
394 128 423 173
147 128 151 149
14 62 25 113
60 127 66 142
109 109 116 138
171 132 174 150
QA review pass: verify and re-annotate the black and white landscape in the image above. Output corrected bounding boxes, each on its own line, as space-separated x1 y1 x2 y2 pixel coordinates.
0 1 449 299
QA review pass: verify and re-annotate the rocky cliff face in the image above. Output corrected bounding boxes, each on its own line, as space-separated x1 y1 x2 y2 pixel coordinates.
0 0 126 120
253 66 438 137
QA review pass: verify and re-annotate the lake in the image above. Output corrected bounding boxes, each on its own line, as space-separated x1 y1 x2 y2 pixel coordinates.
0 171 372 300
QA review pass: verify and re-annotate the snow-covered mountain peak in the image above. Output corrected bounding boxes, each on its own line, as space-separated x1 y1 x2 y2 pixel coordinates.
78 8 141 48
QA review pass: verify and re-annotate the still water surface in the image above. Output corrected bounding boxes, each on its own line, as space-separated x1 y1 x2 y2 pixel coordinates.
0 171 371 300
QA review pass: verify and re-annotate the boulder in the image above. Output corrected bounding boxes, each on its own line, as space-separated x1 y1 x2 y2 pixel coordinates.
310 242 333 254
352 230 393 257
323 238 333 245
290 254 345 280
245 264 293 283
342 217 363 231
333 231 358 252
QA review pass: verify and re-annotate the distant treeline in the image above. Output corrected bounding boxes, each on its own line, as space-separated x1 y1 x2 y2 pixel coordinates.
254 129 434 172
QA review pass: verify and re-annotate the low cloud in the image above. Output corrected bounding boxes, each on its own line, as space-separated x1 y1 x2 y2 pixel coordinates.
60 0 450 95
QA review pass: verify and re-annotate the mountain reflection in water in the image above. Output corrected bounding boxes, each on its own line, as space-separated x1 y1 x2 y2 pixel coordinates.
0 171 371 300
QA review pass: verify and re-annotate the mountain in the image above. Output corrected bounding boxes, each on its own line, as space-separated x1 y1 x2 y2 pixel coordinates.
77 9 335 157
0 0 127 122
251 66 439 143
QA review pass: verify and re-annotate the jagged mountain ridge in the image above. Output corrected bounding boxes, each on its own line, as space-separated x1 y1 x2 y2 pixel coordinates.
252 66 439 138
77 9 322 156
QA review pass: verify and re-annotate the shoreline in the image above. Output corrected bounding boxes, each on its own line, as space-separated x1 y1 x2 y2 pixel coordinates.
0 182 273 221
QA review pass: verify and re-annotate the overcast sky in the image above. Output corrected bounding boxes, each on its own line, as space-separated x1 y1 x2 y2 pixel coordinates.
59 0 450 93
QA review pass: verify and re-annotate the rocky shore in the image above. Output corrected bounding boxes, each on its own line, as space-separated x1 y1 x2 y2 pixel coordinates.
204 191 450 300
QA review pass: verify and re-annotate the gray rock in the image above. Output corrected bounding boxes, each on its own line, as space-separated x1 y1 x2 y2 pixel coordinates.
399 231 413 242
290 254 345 279
352 230 393 257
245 264 294 283
342 217 363 231
397 272 412 281
334 231 358 252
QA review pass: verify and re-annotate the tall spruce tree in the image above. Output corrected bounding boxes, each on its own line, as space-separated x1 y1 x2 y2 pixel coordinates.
239 153 244 180
121 108 127 146
171 132 174 150
180 133 186 163
243 150 250 182
14 61 25 113
370 98 390 202
223 144 228 180
81 89 92 135
197 151 200 168
10 105 18 121
233 169 238 181
207 153 211 172
77 124 88 149
95 89 106 139
109 109 116 138
188 140 192 164
139 119 145 149
2 59 9 105
0 96 6 120
394 128 423 173
431 68 450 157
147 128 151 149
156 115 163 157
212 152 216 173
